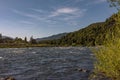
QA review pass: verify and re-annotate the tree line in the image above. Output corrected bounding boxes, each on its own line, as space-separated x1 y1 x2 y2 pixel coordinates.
0 34 37 44
0 34 39 48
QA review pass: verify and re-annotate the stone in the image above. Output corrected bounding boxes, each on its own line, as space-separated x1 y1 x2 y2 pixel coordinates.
0 78 5 80
5 77 16 80
78 68 90 73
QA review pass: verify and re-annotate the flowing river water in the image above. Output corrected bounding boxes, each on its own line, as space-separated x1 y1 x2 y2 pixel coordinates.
0 47 95 80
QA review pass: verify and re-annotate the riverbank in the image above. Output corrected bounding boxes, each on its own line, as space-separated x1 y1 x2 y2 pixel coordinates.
0 43 53 48
91 40 120 80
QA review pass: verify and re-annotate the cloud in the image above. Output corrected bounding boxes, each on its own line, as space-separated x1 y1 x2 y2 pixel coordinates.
31 8 44 13
13 9 47 21
87 0 106 5
49 7 86 20
50 7 86 20
13 9 58 25
19 20 35 25
47 7 87 26
50 7 80 17
12 7 86 26
94 0 106 3
74 0 83 2
13 9 38 19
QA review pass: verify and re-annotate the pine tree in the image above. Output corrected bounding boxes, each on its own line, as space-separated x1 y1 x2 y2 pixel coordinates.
24 37 27 43
0 33 2 43
30 36 37 44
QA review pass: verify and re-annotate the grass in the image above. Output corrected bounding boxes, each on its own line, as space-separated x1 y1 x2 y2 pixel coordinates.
92 38 120 80
0 43 53 48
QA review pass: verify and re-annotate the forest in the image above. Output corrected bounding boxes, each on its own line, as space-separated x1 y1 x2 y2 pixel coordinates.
38 12 120 47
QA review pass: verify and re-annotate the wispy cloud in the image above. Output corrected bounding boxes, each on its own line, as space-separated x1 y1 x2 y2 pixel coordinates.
49 7 86 20
13 7 86 26
48 7 86 27
49 7 86 24
49 7 79 17
74 0 83 3
94 0 106 4
19 20 35 25
13 9 47 21
31 8 44 13
87 0 106 5
13 9 38 19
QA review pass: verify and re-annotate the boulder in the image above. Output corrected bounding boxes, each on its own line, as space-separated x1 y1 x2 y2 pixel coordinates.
5 77 16 80
77 68 90 73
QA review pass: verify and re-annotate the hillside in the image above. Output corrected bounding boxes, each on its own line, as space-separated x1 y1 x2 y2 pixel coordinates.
2 36 13 39
36 33 67 41
38 12 120 46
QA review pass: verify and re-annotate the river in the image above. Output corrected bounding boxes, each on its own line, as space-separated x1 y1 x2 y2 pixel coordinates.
0 47 94 80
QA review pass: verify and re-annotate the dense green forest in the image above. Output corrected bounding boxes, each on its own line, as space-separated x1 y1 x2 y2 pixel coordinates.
38 12 120 46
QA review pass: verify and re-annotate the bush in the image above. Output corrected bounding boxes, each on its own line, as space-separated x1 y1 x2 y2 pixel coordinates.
93 38 120 79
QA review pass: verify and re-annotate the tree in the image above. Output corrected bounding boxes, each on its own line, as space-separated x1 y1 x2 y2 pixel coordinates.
108 0 120 10
30 36 37 44
0 33 2 39
0 33 2 43
14 37 23 43
24 37 27 43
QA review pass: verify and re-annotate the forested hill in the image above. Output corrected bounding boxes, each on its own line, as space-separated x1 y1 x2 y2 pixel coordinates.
39 12 120 46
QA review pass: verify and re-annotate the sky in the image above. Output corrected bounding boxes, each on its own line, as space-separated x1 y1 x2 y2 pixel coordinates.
0 0 117 39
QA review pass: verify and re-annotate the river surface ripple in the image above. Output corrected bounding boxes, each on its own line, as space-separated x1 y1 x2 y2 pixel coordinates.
0 47 94 80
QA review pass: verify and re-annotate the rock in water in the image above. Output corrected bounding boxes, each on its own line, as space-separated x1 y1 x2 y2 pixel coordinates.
78 68 90 73
0 78 5 80
0 57 3 59
5 77 16 80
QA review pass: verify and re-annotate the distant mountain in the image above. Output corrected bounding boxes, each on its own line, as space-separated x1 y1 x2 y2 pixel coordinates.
2 36 13 39
39 12 120 46
36 33 67 41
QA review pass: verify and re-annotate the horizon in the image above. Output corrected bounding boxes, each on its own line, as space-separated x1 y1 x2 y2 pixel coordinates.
0 0 117 39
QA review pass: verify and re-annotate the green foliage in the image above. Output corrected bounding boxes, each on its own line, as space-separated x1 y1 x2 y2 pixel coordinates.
40 12 120 46
14 37 23 43
108 0 120 10
30 36 37 44
24 37 28 43
92 12 120 80
93 39 120 79
0 35 38 48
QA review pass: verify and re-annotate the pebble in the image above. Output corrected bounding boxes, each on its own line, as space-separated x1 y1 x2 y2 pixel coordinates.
0 77 16 80
5 76 16 80
76 68 90 73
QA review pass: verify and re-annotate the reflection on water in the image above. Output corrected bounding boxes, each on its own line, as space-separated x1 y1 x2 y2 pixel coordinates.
0 47 94 80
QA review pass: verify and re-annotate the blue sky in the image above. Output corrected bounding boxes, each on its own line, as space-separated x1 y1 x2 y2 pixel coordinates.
0 0 117 39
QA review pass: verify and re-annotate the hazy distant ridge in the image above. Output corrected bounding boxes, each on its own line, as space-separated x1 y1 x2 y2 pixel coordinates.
36 33 67 41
